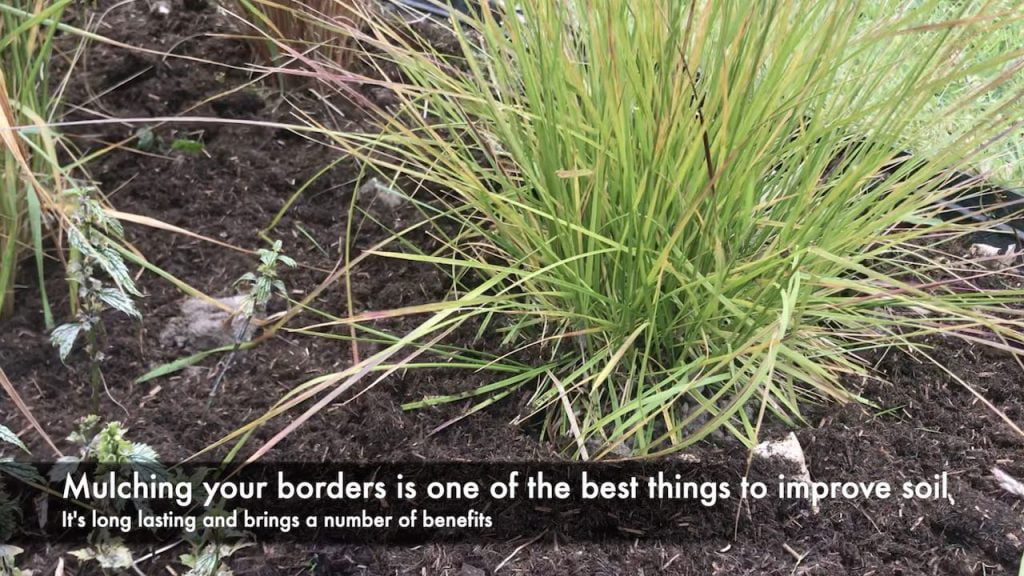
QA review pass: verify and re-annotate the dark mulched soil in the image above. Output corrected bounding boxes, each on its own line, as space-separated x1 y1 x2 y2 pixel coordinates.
2 1 1024 574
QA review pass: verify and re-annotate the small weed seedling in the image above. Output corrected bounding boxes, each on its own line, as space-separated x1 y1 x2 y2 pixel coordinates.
170 138 205 156
208 240 295 402
180 518 251 576
134 127 157 152
50 188 141 410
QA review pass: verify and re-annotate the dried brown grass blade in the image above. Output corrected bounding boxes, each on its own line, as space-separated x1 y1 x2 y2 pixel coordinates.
0 365 63 457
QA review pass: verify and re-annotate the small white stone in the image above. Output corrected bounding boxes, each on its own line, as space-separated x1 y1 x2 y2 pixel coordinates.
150 0 171 16
993 467 1024 499
359 177 405 210
969 243 1018 268
754 432 819 514
754 432 799 459
970 243 1003 258
158 295 257 351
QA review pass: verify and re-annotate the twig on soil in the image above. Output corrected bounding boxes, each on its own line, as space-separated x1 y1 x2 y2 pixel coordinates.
993 467 1024 498
207 315 253 408
132 539 185 565
101 369 131 417
852 502 883 534
495 531 547 573
782 543 807 572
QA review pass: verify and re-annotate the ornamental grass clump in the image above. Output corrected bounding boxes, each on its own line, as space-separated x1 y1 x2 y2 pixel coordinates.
233 0 1024 460
0 0 72 322
230 0 362 69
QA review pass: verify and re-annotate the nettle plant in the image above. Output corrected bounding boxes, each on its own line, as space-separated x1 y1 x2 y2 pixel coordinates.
60 416 164 574
57 418 248 576
50 187 141 408
60 416 162 473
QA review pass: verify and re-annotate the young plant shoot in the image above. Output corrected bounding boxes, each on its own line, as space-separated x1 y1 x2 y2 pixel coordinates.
208 240 296 401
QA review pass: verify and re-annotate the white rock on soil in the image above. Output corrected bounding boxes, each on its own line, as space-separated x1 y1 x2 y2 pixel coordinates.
992 467 1024 499
359 177 406 210
754 432 819 514
158 295 256 351
969 243 1018 268
149 0 171 16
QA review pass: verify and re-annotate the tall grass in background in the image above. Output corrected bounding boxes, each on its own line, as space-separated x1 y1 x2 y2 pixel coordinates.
0 0 71 323
219 0 1024 460
231 0 362 69
884 0 1024 184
